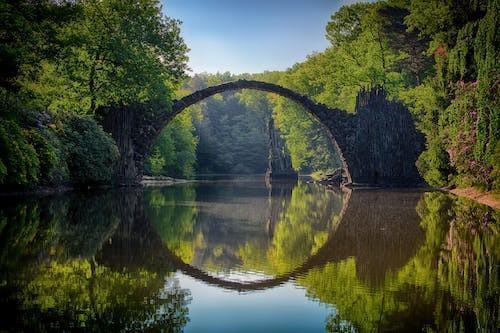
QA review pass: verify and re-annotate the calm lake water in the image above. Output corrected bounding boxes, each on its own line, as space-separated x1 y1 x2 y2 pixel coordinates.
0 179 498 332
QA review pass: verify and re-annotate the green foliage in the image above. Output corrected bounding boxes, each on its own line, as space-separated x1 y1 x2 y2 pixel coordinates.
0 159 6 183
326 3 369 47
300 192 499 332
26 128 69 185
290 0 499 188
489 142 500 189
0 0 78 91
59 115 119 185
146 112 198 178
0 0 188 187
179 73 270 175
146 186 198 263
144 181 343 276
272 96 340 173
416 139 451 187
0 191 192 332
403 0 499 188
21 0 188 113
196 92 269 174
22 260 190 332
0 120 39 186
148 149 167 176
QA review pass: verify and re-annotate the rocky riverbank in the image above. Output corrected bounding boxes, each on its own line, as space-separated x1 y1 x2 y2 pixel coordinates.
141 176 191 186
310 169 347 187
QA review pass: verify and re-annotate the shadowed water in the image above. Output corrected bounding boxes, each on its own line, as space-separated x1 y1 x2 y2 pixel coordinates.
0 180 498 332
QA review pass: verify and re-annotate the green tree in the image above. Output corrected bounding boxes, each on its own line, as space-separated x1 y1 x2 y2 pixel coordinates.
28 0 188 114
59 115 119 185
404 0 499 188
146 112 198 178
0 120 40 186
0 0 189 187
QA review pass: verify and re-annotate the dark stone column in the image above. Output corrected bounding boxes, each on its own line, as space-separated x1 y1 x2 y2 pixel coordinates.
98 106 141 185
346 88 424 186
265 118 298 182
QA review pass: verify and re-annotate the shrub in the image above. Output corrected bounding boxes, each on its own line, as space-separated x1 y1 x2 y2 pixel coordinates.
59 115 119 185
147 148 166 176
489 143 500 190
26 128 69 186
415 138 452 187
0 120 40 186
0 159 6 183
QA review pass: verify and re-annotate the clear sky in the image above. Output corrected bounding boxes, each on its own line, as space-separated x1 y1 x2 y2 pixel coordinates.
162 0 358 74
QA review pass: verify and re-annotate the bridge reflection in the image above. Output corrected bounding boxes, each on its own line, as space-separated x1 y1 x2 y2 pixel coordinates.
1 185 496 332
97 184 425 292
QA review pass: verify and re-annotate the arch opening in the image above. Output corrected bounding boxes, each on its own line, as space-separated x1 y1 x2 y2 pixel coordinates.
156 79 352 183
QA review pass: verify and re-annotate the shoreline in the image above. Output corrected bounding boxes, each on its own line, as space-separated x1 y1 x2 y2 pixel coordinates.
0 176 191 197
445 187 500 210
2 177 499 211
141 176 192 187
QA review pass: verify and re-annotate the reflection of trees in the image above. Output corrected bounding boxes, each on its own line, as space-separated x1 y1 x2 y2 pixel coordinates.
237 182 344 275
0 191 121 270
6 259 190 332
2 187 497 332
0 192 191 332
145 186 199 263
298 192 498 332
0 198 57 270
145 181 344 277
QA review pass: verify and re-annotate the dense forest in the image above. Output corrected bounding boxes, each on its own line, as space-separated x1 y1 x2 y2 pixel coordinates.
0 0 498 190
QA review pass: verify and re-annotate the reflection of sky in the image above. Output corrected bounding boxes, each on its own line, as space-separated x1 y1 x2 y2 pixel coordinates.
178 273 332 333
162 0 363 74
211 270 274 283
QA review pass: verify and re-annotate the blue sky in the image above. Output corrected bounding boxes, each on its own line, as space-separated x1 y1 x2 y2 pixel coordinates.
162 0 358 74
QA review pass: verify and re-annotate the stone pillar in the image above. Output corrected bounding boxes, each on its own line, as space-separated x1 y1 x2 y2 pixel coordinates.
347 87 424 186
98 106 141 185
265 118 298 183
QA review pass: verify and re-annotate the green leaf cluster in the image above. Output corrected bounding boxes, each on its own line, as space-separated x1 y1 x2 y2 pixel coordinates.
59 115 119 185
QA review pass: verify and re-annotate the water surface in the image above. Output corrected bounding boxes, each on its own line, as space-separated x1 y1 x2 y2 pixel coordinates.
0 180 498 332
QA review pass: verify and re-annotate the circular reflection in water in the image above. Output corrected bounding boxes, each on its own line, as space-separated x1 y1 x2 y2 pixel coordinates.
144 180 346 284
0 181 498 332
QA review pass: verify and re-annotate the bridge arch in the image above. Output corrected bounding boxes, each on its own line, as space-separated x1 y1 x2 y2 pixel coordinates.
159 79 352 183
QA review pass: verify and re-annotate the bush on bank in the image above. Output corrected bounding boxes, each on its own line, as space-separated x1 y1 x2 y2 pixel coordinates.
59 115 119 185
0 114 119 189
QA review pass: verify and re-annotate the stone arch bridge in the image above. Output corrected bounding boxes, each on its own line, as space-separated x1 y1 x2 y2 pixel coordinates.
99 80 423 186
